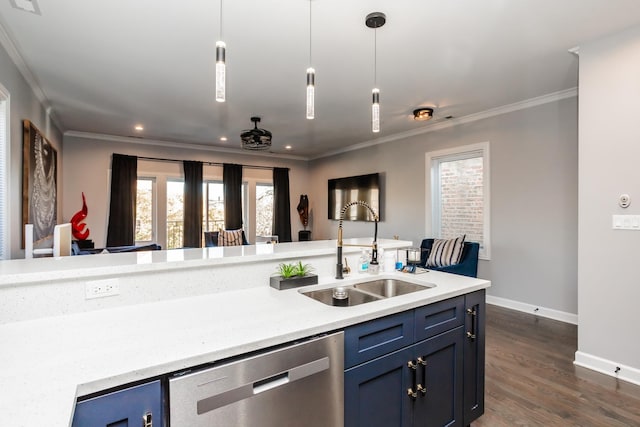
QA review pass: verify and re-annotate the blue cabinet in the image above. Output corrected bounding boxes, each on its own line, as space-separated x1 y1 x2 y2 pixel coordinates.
345 291 484 427
463 289 485 426
71 380 163 427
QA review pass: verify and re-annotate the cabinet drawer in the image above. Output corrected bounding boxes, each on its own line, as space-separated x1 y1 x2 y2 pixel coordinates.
345 310 414 369
415 296 465 341
72 380 163 427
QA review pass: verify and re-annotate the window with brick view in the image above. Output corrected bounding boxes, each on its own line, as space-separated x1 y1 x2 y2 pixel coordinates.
428 142 490 259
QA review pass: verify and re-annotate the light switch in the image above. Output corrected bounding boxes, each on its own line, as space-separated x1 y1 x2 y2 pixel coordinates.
612 214 640 230
613 215 624 229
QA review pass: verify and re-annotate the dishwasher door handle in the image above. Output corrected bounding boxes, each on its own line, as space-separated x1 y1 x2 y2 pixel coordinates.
197 356 330 415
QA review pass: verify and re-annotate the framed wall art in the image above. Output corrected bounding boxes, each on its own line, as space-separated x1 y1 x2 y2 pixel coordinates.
22 119 57 249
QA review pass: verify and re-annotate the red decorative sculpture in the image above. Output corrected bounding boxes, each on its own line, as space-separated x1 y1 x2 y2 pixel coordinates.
70 192 90 240
297 194 309 229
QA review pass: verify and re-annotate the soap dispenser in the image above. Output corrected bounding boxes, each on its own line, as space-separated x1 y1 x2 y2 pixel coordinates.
358 249 369 273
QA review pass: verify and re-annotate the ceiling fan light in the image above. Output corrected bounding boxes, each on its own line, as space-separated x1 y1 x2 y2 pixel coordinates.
413 107 434 121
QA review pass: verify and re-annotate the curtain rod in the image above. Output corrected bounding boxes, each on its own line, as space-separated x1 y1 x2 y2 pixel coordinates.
136 156 284 171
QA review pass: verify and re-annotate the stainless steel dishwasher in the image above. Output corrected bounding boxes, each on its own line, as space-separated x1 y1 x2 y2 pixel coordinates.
169 331 344 427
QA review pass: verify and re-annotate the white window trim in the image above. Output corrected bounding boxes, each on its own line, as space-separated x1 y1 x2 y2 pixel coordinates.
425 142 491 260
0 83 10 260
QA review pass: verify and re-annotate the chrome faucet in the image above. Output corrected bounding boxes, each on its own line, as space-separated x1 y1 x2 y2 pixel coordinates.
336 201 379 279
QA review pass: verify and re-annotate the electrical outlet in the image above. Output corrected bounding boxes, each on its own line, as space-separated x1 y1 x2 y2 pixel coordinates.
85 278 120 299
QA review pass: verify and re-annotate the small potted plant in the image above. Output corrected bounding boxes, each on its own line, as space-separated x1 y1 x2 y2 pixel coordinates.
270 261 318 290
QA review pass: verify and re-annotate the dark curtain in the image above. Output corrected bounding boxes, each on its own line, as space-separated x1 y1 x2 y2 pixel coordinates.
223 163 243 230
106 154 137 247
183 160 203 248
273 167 292 242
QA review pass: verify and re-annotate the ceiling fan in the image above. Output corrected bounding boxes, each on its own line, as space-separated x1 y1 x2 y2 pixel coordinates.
240 117 272 151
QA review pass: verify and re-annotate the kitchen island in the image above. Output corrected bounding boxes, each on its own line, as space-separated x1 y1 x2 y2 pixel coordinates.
0 239 489 426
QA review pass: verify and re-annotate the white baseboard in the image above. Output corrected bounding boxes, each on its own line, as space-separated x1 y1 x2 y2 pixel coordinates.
574 351 640 387
486 295 578 325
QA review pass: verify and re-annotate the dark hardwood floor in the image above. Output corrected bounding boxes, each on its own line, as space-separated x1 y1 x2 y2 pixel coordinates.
473 304 640 427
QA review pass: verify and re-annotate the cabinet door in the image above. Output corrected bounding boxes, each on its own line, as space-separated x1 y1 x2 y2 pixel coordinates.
345 346 414 427
463 289 485 425
72 380 163 427
412 327 464 427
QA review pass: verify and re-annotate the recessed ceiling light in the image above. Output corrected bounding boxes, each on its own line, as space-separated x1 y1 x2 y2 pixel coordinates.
10 0 41 14
413 107 434 122
220 137 228 142
134 124 144 131
285 145 292 150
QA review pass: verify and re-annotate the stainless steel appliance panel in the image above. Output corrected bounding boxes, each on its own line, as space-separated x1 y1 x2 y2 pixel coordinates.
169 332 344 427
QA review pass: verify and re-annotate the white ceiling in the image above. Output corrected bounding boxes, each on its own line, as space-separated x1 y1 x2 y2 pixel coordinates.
1 0 640 159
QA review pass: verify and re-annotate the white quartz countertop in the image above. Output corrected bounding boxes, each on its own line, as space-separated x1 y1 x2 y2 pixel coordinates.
0 240 489 427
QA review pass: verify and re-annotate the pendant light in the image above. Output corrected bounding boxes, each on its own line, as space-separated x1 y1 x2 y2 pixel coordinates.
306 0 315 119
366 12 385 133
215 0 226 103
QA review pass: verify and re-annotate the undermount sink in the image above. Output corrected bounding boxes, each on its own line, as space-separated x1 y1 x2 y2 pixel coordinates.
353 278 435 297
301 279 436 307
302 287 383 307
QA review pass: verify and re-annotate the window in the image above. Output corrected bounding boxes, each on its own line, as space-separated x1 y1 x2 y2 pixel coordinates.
426 142 490 259
203 181 225 232
166 180 184 249
256 183 274 237
135 178 155 243
0 86 8 259
203 180 248 234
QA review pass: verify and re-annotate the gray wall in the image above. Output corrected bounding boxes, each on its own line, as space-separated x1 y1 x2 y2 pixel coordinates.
309 98 578 315
0 39 63 259
62 134 311 247
578 25 640 372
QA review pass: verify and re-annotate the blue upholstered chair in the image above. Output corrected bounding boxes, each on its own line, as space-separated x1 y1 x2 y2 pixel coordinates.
419 238 480 278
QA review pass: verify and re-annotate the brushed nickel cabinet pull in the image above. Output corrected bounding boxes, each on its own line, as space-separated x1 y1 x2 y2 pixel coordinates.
417 356 427 397
407 359 418 400
407 387 417 399
467 304 478 341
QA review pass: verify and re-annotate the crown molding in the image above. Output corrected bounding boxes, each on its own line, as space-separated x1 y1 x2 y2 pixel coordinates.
63 131 309 161
311 87 578 160
67 87 578 162
0 18 63 132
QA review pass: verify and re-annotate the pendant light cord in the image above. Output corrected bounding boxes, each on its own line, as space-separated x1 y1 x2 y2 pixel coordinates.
219 0 223 39
309 0 312 65
373 25 377 86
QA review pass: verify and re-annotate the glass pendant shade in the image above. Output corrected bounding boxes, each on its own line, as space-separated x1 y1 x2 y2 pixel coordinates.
371 88 380 133
215 41 226 102
306 67 315 119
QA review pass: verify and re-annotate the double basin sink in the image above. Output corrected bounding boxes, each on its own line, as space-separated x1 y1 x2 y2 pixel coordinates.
301 278 435 307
